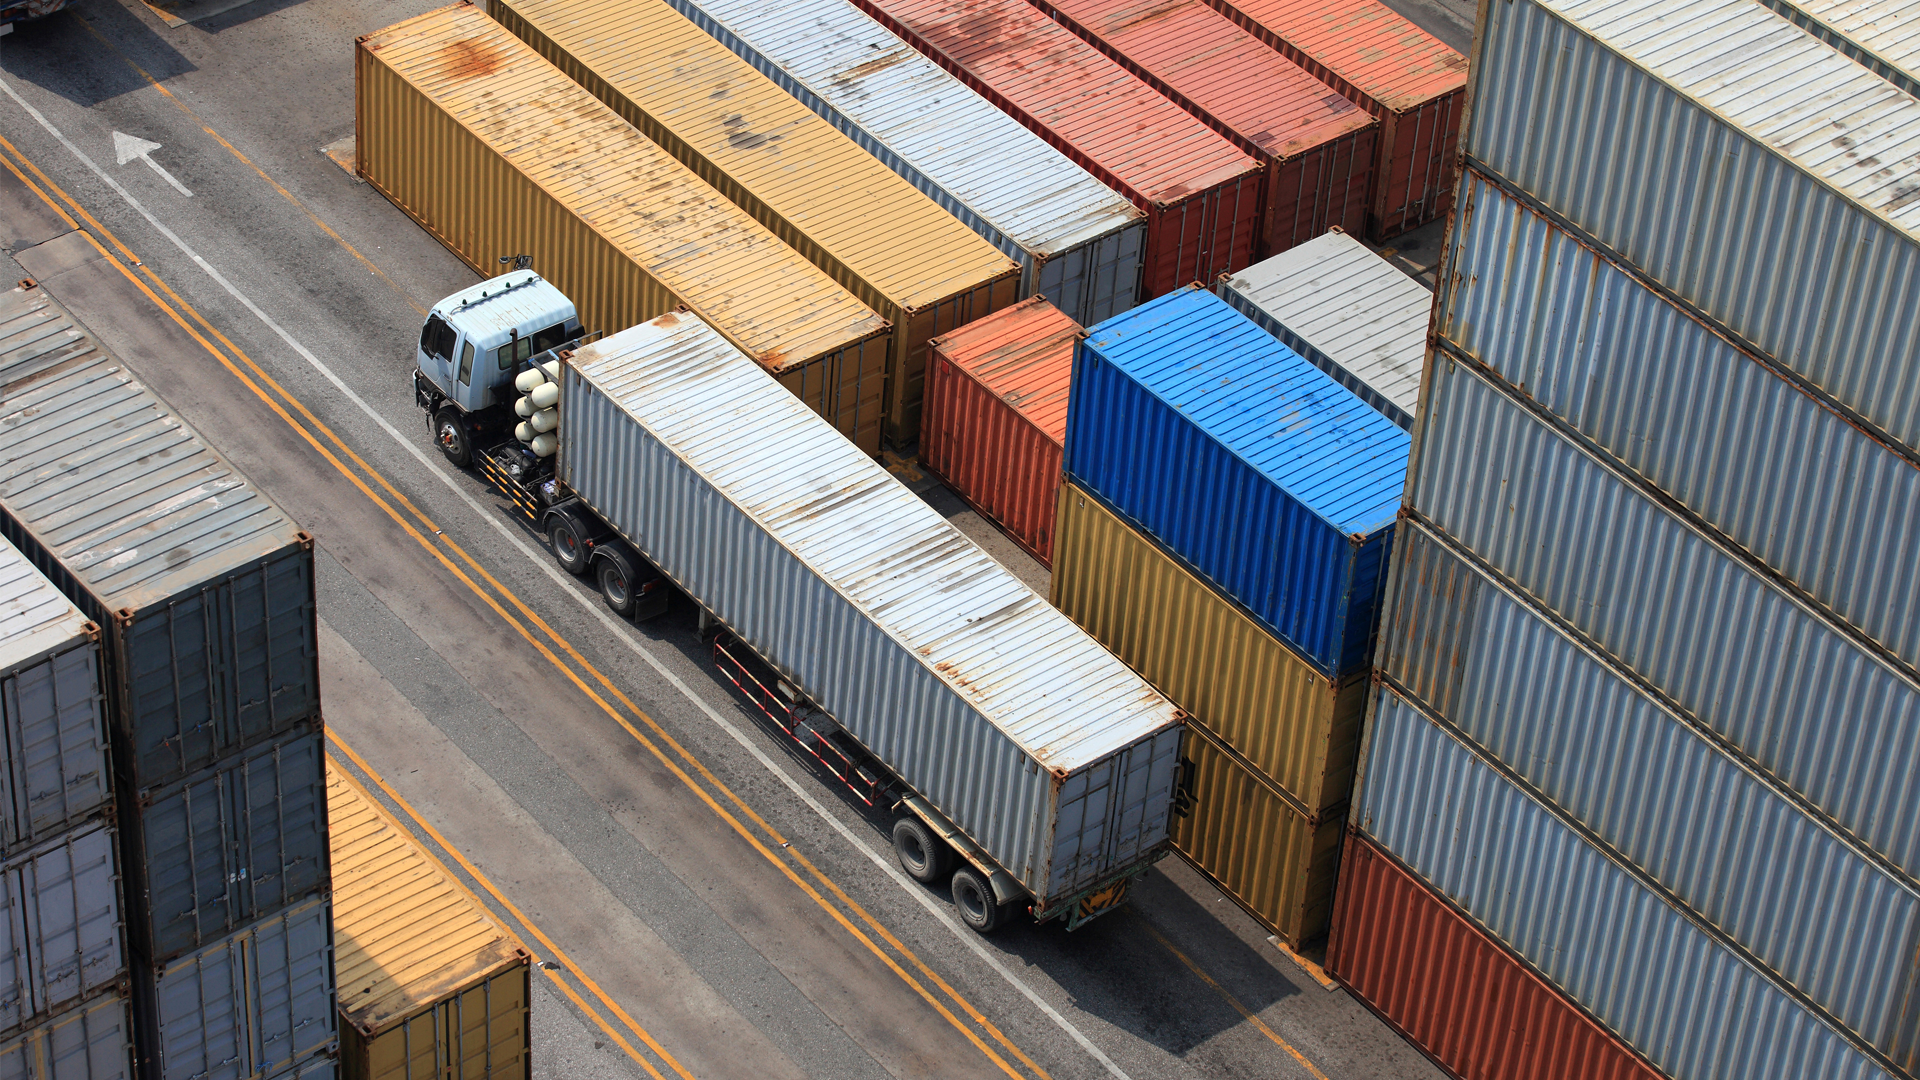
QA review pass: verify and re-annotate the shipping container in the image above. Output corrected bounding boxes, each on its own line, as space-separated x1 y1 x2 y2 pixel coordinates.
329 761 529 1080
656 0 1149 328
1172 723 1341 945
558 312 1185 911
1064 287 1407 678
0 282 318 795
1028 0 1377 257
132 895 335 1080
920 298 1077 565
121 729 328 966
1410 355 1920 884
1465 0 1920 462
1217 228 1427 429
0 825 121 1038
850 0 1263 299
1754 0 1920 95
1382 522 1920 1065
1327 832 1662 1080
1441 170 1920 667
0 991 131 1080
355 4 892 454
268 1050 337 1080
492 0 1021 447
0 538 107 855
1205 0 1465 237
1356 683 1900 1080
1052 481 1366 812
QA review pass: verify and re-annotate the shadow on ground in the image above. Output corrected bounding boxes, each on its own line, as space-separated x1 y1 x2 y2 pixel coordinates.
0 1 194 106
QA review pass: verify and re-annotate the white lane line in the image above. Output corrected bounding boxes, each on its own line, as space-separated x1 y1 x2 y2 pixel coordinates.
1 73 1134 1080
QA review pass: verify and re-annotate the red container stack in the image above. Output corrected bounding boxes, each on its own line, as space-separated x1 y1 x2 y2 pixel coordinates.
1327 833 1664 1080
920 297 1079 566
1028 0 1378 257
852 0 1263 300
1204 0 1466 238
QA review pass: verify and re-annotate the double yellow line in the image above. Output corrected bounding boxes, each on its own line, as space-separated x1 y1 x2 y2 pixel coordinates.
0 132 1047 1080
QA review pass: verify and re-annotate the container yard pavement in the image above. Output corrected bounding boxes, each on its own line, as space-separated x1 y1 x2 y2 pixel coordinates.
0 2 1446 1078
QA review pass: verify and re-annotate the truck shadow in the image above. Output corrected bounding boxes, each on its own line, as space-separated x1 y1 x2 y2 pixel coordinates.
0 1 197 108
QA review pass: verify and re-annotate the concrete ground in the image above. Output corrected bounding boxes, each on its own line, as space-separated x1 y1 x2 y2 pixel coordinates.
0 1 1469 1077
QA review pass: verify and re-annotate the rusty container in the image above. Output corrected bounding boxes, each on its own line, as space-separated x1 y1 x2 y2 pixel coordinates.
921 298 1078 565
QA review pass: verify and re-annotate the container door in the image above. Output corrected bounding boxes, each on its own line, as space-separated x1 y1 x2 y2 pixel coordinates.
245 899 335 1077
17 828 121 1019
11 648 109 847
447 968 529 1080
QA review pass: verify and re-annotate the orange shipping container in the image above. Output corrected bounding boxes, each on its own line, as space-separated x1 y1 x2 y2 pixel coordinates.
921 297 1078 565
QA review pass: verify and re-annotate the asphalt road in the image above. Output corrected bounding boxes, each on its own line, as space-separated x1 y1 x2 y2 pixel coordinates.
0 2 1462 1078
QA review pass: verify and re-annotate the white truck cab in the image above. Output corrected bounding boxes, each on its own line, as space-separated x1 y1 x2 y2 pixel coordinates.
414 271 582 465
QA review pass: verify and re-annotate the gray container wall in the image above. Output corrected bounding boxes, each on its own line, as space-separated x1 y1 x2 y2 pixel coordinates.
0 284 319 796
0 991 131 1080
1357 684 1897 1080
264 1049 334 1080
1410 354 1920 885
1464 0 1920 460
123 729 328 965
2 644 108 858
0 825 122 1039
656 0 1149 326
1381 521 1920 1062
134 895 334 1080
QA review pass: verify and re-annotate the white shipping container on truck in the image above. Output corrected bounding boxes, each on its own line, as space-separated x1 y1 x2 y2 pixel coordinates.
557 311 1185 931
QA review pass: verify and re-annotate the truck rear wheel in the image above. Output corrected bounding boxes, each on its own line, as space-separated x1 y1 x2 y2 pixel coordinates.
891 817 953 885
548 516 590 576
432 409 471 467
950 867 1005 934
598 556 638 618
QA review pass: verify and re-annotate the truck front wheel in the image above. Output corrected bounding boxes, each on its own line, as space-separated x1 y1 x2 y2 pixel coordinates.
432 409 471 467
950 867 1005 934
892 817 953 885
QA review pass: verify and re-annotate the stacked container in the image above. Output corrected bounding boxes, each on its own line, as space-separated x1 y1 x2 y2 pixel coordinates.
849 0 1264 299
1331 2 1920 1079
1052 286 1408 942
0 280 335 1080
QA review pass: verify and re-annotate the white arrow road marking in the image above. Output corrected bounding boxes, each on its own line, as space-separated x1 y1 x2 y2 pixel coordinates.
112 130 192 197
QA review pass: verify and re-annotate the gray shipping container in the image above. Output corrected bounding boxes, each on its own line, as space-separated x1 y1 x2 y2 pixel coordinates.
1464 0 1920 460
133 895 334 1080
122 729 327 965
1380 521 1920 1064
0 283 318 795
1215 229 1430 429
558 312 1184 910
1356 683 1898 1080
1410 353 1920 885
0 825 122 1039
0 538 108 854
1440 170 1920 667
657 0 1149 327
0 991 131 1080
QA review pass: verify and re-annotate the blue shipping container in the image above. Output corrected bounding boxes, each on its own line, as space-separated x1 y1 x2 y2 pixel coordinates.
1064 287 1408 677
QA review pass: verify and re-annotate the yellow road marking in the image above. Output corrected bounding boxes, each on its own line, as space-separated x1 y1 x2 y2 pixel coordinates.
1138 922 1332 1080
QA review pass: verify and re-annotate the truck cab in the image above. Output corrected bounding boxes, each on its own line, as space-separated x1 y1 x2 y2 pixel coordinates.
415 271 581 463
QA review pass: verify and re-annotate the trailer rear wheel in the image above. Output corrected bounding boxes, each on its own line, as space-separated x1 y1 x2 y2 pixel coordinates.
891 817 953 885
598 556 638 618
950 867 1004 934
548 516 590 576
432 409 471 467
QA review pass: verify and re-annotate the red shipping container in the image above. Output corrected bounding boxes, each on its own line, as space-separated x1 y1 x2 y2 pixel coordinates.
1327 832 1664 1080
920 297 1078 566
1205 0 1467 239
1028 0 1378 258
852 0 1262 300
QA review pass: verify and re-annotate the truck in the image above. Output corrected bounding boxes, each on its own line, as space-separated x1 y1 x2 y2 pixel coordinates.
0 0 71 34
413 271 1187 932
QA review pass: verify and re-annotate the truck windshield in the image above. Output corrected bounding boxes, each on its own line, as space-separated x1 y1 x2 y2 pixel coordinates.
421 316 456 361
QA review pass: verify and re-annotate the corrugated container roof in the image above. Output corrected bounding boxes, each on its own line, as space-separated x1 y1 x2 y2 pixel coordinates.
665 0 1145 261
572 312 1181 769
329 759 524 1036
1218 229 1429 427
1759 0 1920 95
0 283 302 616
1036 0 1377 163
1082 288 1407 534
928 296 1078 443
496 0 1017 314
0 535 90 676
1206 0 1467 112
358 4 886 373
855 0 1260 208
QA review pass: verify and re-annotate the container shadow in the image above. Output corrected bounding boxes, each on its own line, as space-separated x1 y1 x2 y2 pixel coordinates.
190 0 310 32
0 1 197 107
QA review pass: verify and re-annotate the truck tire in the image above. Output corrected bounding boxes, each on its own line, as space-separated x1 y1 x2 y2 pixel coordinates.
596 552 640 618
432 408 472 467
891 817 953 885
950 866 1005 934
548 516 591 576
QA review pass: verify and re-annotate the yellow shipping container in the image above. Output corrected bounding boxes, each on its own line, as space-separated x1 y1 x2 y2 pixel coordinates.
1175 724 1343 945
1051 481 1366 813
356 3 891 453
493 0 1020 447
329 759 530 1080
